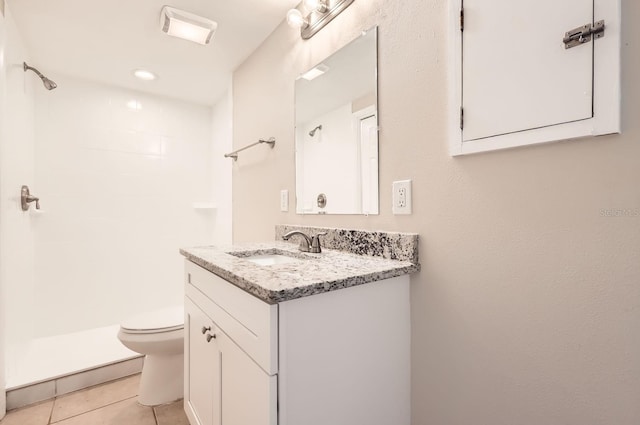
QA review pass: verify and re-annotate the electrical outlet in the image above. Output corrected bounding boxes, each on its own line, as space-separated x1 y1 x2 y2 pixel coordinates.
280 190 289 212
392 180 412 215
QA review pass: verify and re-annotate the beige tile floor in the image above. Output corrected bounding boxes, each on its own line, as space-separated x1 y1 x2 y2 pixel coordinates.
0 374 190 425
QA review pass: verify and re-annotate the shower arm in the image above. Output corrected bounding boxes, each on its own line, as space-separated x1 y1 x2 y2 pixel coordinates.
23 62 45 79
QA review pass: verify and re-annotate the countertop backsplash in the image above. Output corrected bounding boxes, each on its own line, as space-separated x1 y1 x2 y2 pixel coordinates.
275 224 419 265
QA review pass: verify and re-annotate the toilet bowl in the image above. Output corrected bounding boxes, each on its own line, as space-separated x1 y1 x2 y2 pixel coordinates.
117 306 184 406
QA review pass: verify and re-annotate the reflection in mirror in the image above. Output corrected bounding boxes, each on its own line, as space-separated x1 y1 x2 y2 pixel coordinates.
295 27 378 215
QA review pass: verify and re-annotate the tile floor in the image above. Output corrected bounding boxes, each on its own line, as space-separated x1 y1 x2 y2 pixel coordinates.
0 374 189 425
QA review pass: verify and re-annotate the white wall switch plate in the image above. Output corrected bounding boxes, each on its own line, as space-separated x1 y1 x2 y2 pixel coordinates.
280 189 289 212
392 180 412 215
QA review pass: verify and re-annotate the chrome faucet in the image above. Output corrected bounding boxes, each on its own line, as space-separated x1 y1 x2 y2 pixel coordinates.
283 230 327 253
21 185 40 211
283 231 312 252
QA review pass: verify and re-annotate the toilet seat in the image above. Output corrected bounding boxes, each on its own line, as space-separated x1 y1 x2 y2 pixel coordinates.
120 306 184 334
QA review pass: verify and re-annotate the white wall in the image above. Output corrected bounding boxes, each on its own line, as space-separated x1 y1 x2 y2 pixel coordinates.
232 1 640 424
0 2 35 415
33 76 214 337
210 83 233 245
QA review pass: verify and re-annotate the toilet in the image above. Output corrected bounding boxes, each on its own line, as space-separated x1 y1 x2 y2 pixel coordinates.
117 306 184 406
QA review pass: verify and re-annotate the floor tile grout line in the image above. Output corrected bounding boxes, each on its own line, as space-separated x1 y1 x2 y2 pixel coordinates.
49 377 58 425
47 398 55 425
152 405 159 425
48 395 139 424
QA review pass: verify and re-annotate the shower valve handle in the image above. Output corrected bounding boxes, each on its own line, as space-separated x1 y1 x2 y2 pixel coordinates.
21 185 41 211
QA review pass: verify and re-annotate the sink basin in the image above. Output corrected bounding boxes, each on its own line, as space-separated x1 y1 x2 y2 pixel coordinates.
244 254 303 266
229 249 310 266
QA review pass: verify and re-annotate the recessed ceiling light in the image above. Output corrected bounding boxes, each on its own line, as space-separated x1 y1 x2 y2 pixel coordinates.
160 6 217 45
133 69 157 81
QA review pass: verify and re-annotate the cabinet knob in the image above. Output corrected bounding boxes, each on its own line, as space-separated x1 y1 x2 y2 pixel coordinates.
201 326 211 334
206 333 216 342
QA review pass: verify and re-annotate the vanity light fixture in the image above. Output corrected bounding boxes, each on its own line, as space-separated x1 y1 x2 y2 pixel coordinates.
160 6 217 45
286 0 355 39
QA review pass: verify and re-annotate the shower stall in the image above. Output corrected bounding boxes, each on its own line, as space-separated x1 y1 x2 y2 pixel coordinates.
0 4 232 410
1 73 217 401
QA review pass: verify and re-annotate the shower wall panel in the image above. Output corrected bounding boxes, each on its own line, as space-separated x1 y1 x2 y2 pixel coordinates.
0 2 36 350
33 77 215 337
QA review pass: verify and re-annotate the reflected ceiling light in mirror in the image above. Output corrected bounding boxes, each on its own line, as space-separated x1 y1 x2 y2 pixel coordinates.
133 69 157 81
286 0 355 39
160 6 217 45
300 64 329 81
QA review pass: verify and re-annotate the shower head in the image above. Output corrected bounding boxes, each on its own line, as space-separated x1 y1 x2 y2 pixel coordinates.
23 62 57 90
309 125 322 137
42 77 57 90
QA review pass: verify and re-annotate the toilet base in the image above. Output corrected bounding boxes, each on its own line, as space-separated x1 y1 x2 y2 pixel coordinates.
138 353 184 406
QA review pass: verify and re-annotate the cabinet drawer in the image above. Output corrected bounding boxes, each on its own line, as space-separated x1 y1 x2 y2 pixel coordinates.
185 260 278 375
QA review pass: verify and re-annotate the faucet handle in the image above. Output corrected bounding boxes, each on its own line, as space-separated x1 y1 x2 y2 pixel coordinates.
311 232 327 253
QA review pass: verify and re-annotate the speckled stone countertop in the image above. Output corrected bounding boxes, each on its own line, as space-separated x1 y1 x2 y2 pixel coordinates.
180 240 419 304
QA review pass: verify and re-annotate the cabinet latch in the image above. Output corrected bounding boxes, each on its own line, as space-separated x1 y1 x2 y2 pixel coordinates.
563 20 605 49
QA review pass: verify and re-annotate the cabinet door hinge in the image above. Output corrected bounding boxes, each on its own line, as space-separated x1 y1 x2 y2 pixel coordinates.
460 107 464 130
460 8 464 32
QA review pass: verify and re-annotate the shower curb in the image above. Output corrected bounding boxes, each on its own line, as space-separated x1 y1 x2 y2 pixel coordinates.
5 356 143 411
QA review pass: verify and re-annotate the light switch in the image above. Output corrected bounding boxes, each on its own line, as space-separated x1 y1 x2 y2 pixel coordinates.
280 190 289 212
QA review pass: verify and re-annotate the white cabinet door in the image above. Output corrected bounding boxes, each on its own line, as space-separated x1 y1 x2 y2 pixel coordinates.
219 331 277 425
463 0 592 141
185 297 276 425
185 299 221 425
450 0 620 155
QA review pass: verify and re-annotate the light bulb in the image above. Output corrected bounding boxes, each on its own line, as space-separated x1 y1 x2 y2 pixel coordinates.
304 0 328 12
286 9 308 29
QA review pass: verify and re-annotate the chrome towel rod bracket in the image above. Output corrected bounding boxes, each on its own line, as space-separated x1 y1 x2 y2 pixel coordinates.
224 137 276 161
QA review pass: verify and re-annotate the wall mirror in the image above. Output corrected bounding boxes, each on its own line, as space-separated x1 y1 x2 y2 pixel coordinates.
295 27 378 215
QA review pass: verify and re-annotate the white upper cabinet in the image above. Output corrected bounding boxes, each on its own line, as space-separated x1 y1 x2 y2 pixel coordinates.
449 0 621 155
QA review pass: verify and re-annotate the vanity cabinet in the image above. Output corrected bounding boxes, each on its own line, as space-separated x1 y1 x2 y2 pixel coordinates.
184 259 410 425
184 262 277 425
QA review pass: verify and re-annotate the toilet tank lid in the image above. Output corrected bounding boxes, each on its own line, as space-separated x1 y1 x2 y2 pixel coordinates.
121 306 184 332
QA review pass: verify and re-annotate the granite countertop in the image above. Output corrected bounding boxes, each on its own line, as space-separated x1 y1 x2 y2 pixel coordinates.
180 241 419 304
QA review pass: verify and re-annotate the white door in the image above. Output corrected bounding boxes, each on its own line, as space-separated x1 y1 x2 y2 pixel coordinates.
359 114 379 215
462 0 593 141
